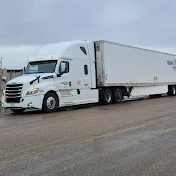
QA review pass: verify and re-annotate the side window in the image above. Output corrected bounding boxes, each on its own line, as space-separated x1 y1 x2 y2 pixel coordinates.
80 47 87 55
84 65 88 75
65 62 69 73
59 61 69 73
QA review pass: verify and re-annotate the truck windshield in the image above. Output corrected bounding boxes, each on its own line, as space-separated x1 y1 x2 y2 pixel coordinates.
25 60 57 74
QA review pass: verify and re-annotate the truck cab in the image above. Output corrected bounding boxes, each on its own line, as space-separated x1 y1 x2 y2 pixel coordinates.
2 40 98 113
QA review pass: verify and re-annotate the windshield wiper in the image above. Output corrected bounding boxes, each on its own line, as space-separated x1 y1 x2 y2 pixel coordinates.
30 76 41 85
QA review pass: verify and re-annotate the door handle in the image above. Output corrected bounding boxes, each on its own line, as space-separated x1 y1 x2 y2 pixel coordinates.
69 81 71 86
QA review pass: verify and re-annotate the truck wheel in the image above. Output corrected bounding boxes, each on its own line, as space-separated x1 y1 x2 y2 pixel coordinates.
102 89 113 105
11 108 25 114
113 88 122 103
168 86 176 96
42 92 58 113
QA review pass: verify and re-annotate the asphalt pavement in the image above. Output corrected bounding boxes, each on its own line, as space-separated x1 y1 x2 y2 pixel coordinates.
0 96 176 176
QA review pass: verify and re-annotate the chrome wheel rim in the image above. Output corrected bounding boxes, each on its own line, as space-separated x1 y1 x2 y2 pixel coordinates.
47 97 56 110
173 87 176 95
105 92 112 103
116 91 121 101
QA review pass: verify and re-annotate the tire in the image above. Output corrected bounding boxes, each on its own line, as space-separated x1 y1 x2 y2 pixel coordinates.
113 88 122 103
42 92 59 113
101 89 113 105
11 108 25 114
168 86 176 96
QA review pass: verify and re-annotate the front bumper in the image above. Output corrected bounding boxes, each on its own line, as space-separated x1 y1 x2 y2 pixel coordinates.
1 95 44 109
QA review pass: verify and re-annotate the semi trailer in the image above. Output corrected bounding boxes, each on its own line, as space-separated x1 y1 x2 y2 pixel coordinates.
2 40 176 113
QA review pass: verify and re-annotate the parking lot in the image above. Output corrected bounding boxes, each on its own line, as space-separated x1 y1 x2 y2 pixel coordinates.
1 96 176 176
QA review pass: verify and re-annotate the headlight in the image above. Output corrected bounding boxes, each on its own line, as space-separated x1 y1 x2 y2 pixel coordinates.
26 88 39 95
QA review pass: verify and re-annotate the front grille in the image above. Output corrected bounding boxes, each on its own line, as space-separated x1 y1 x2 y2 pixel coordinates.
5 84 23 103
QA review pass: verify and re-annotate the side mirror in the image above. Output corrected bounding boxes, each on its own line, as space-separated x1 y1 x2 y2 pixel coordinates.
2 77 6 83
60 62 66 73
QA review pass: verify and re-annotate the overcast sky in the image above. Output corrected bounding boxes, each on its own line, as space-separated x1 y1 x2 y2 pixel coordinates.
0 0 176 68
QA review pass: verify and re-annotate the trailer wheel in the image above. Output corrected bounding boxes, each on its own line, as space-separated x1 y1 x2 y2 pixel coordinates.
101 89 113 105
113 88 122 103
11 108 25 114
168 86 176 96
42 92 59 113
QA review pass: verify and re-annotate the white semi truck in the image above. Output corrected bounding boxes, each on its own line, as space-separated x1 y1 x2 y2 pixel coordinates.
2 40 176 113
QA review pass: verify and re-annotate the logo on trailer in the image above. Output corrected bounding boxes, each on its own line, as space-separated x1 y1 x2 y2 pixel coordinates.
167 59 176 71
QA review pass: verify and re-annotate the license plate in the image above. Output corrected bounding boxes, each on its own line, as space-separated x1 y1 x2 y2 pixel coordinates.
11 103 15 107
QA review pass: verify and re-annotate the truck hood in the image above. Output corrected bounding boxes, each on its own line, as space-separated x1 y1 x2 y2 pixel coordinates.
7 73 54 85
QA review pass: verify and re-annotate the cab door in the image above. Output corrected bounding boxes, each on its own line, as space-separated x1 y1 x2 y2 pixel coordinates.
55 59 79 106
58 60 71 90
83 62 91 89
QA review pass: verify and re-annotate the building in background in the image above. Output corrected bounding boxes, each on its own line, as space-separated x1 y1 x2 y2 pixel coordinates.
0 68 24 91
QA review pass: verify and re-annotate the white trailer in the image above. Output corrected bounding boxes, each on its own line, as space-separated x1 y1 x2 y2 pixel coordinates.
96 41 176 104
2 40 176 113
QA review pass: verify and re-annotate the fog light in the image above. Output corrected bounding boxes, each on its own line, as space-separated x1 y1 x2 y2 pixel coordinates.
27 102 32 107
